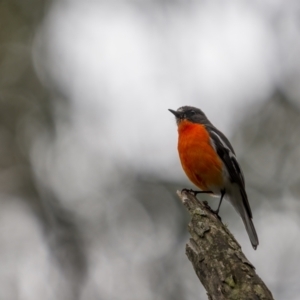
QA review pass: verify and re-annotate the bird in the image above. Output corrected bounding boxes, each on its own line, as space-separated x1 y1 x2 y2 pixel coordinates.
169 106 259 249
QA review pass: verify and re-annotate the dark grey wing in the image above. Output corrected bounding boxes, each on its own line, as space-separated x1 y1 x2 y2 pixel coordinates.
207 126 252 218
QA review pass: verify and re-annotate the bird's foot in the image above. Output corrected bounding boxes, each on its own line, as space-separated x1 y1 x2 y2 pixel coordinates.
181 188 197 196
181 188 213 197
203 201 222 221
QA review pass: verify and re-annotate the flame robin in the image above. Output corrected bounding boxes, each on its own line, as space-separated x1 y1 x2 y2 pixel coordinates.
169 106 259 249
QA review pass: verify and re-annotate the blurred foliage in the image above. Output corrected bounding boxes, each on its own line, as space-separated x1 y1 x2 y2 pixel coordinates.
0 0 50 197
234 92 300 207
0 1 300 300
0 1 86 299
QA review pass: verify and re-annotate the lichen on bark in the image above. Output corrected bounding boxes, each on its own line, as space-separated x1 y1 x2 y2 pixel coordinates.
177 190 274 300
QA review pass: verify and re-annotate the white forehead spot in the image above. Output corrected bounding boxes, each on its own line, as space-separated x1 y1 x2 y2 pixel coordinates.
177 107 185 112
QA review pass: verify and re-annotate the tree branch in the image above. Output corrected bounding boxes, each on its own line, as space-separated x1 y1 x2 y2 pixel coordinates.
177 190 274 300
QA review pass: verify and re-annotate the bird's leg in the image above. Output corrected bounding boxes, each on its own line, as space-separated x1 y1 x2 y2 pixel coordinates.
213 189 225 215
181 188 213 196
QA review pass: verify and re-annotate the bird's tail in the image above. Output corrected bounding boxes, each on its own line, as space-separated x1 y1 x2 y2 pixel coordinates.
229 187 259 250
240 206 259 250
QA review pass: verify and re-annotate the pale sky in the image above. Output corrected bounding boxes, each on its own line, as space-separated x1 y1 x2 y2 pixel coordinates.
34 0 280 179
29 2 300 299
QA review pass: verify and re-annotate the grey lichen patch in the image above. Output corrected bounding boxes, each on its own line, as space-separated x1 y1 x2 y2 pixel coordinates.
188 238 201 253
254 284 267 298
241 265 249 272
224 275 236 288
228 240 239 250
235 252 255 269
192 207 207 216
194 222 210 238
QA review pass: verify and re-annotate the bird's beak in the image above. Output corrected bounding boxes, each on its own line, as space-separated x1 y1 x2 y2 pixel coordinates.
168 109 181 118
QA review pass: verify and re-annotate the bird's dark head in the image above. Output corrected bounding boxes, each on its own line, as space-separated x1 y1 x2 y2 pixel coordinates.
168 106 209 125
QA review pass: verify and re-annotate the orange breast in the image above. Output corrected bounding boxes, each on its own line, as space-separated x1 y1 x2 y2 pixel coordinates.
177 120 224 191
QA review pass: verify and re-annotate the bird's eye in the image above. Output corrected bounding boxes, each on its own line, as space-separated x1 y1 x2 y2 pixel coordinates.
190 110 195 115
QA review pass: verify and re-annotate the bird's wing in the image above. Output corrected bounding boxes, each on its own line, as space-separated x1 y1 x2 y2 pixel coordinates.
206 125 252 218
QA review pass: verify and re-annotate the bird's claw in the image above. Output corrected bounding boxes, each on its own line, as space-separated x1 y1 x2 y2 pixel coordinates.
181 188 213 196
181 188 198 196
203 201 222 221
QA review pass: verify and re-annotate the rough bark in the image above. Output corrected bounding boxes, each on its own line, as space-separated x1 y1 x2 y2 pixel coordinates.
177 190 274 300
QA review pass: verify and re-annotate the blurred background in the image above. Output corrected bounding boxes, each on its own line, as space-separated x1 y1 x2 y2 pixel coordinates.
1 0 300 299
